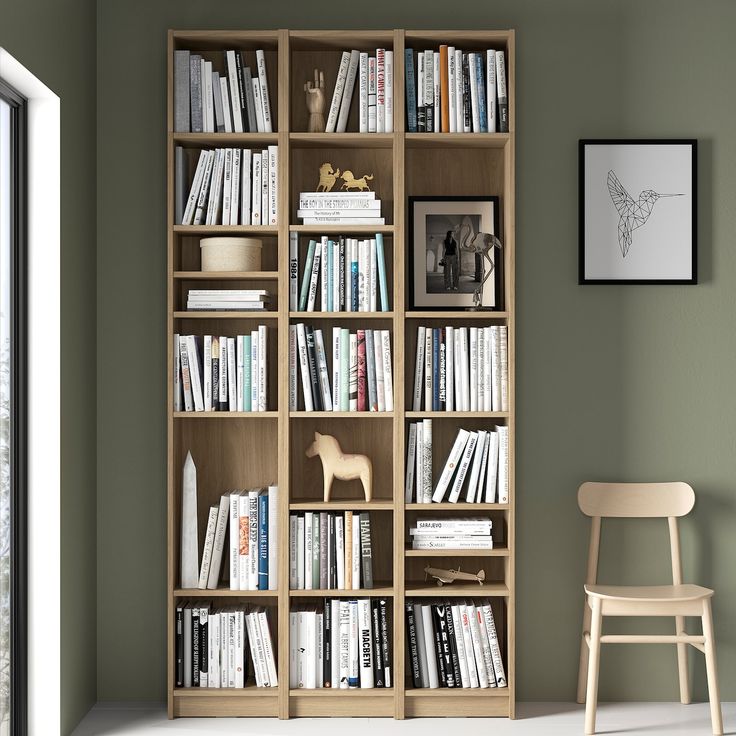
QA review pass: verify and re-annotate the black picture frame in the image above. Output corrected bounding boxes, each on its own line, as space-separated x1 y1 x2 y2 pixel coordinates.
579 139 697 285
408 195 502 310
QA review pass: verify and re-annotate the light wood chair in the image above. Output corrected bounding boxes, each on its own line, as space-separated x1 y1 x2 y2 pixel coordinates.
576 482 723 735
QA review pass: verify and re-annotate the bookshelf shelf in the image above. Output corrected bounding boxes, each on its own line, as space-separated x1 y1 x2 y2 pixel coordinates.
167 27 515 720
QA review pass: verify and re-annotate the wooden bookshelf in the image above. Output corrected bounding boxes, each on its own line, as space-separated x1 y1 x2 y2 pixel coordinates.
167 28 515 720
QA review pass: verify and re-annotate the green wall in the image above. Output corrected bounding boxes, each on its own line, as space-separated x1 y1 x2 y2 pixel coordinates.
0 0 98 732
97 0 736 703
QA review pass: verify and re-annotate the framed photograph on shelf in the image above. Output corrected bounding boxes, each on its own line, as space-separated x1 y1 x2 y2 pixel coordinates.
409 195 501 310
579 139 697 284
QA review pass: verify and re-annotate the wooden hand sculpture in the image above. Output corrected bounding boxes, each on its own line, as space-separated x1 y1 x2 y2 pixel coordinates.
304 68 326 133
305 432 372 502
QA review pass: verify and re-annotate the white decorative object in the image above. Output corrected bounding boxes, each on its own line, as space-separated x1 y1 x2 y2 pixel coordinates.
200 237 262 272
181 451 199 588
305 432 372 502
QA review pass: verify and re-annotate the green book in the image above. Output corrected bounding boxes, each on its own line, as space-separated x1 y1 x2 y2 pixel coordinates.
298 239 317 311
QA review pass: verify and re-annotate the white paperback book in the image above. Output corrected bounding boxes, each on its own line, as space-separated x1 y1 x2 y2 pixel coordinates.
433 51 441 132
267 485 278 590
331 600 340 687
422 418 433 502
326 51 351 133
358 52 369 133
250 329 259 411
336 50 360 134
332 327 341 413
475 607 497 686
304 511 314 590
381 330 394 412
432 428 470 502
218 335 228 410
289 515 298 589
229 490 242 590
455 49 464 132
230 148 241 225
348 600 359 687
415 422 424 504
203 60 214 132
405 422 418 503
424 327 433 411
335 515 345 589
251 151 262 225
448 46 457 133
307 241 322 312
373 329 385 411
367 56 377 133
358 598 374 688
483 326 493 411
206 493 230 589
477 327 485 412
466 430 488 503
486 49 497 133
447 430 479 503
490 325 501 411
320 235 329 311
268 145 278 225
369 238 377 312
497 425 509 503
469 327 478 411
296 515 305 589
445 325 454 411
314 328 333 411
451 604 471 688
499 325 509 412
482 603 507 687
238 492 251 590
420 604 440 688
485 430 499 503
255 49 273 132
338 601 350 688
257 324 267 411
413 326 426 411
385 50 394 133
296 323 313 411
203 334 212 411
240 148 252 225
222 147 233 224
198 505 219 589
289 326 298 411
219 75 233 134
351 517 361 588
252 77 265 132
261 147 269 226
467 603 489 688
316 611 324 688
225 50 244 133
459 604 479 688
376 48 386 133
193 149 215 225
289 611 298 687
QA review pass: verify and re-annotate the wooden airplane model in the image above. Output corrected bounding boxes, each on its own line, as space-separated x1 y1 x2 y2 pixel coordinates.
424 565 485 586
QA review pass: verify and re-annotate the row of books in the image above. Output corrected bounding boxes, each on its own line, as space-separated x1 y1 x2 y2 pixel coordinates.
290 598 392 689
289 232 390 312
405 47 508 133
178 146 278 226
173 49 273 134
174 330 269 413
412 325 509 412
406 599 506 689
297 192 384 226
186 288 271 312
290 325 394 412
289 511 374 591
409 516 493 550
325 50 394 133
407 421 509 504
175 603 278 688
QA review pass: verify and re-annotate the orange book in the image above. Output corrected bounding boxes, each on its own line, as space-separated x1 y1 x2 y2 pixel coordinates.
439 45 449 132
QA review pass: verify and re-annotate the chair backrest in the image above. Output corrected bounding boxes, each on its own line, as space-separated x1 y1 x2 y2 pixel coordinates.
578 482 694 518
577 482 695 586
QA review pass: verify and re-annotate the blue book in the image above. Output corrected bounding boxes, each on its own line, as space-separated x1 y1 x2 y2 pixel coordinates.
432 328 440 411
327 240 334 311
351 258 359 311
298 240 316 311
475 54 487 133
375 233 389 311
405 48 417 133
243 334 252 411
338 237 346 311
258 492 269 590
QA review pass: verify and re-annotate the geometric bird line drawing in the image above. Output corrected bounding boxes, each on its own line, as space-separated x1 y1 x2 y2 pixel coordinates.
607 170 683 257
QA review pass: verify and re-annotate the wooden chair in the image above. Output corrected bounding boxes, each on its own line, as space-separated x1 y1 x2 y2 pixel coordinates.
576 482 723 735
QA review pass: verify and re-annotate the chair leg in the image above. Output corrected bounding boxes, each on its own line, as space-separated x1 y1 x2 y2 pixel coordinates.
577 596 592 703
584 597 603 735
675 614 690 704
702 598 723 736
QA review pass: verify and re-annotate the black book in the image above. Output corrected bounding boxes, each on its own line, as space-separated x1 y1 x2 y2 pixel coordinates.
405 603 421 688
192 607 201 687
417 104 426 133
462 55 471 132
371 600 385 687
305 326 323 410
430 604 448 687
328 513 337 588
359 512 373 589
175 605 184 687
444 602 462 688
379 598 392 687
338 237 346 311
233 50 249 132
435 603 456 687
324 599 332 687
199 608 208 685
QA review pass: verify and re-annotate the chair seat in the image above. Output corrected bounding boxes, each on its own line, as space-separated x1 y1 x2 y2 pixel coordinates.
585 583 713 602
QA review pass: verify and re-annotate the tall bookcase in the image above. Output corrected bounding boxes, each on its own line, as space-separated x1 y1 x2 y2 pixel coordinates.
167 28 515 720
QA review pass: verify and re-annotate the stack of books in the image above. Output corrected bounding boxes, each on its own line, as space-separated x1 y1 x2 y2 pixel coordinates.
323 49 394 133
405 420 509 504
290 233 390 312
296 191 384 226
175 602 278 688
290 325 394 412
405 599 506 689
290 598 391 689
412 325 508 412
177 146 278 226
174 330 269 413
173 49 274 133
187 289 271 311
404 47 508 133
289 511 374 590
408 516 493 550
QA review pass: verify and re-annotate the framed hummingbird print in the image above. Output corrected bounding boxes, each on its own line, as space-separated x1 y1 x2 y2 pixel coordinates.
579 139 697 284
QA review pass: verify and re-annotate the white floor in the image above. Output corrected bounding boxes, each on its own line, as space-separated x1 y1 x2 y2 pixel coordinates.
71 701 734 736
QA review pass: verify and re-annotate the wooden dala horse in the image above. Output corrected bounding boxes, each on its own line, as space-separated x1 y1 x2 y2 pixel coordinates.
305 432 372 502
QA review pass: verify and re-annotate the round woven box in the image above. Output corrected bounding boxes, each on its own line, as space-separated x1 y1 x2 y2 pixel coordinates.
200 237 262 272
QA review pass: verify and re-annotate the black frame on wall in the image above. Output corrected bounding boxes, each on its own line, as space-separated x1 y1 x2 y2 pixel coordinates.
0 76 28 736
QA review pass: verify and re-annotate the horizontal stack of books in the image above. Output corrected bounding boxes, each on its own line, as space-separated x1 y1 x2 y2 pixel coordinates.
290 598 391 689
290 232 389 311
323 49 394 133
186 288 271 311
177 146 277 226
173 49 274 133
408 516 493 550
404 47 508 133
175 603 278 688
289 511 374 590
290 325 394 412
406 599 506 689
412 325 508 412
174 329 269 412
296 190 384 226
406 420 509 504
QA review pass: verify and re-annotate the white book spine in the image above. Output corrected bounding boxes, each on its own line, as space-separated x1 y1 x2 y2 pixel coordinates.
332 327 341 413
359 52 369 133
240 149 251 225
381 329 394 412
450 605 470 688
335 516 345 589
267 485 278 590
477 429 490 504
336 50 360 133
405 422 417 503
477 327 485 412
182 150 207 225
289 325 298 411
296 515 305 589
289 514 298 589
268 145 278 225
205 148 224 225
461 327 470 411
226 50 244 133
476 607 496 686
485 430 499 503
369 238 377 312
460 604 480 688
219 76 233 134
469 326 478 411
193 150 215 225
198 506 219 588
424 327 433 411
358 238 369 311
424 50 434 129
448 46 457 133
373 327 385 411
469 53 480 132
499 325 509 412
483 326 492 411
233 611 245 688
307 241 322 312
261 148 269 226
330 599 340 686
289 232 299 311
497 425 509 503
320 236 329 311
289 611 298 687
296 323 313 412
338 601 350 687
259 609 278 686
433 51 441 132
491 325 501 411
416 52 425 127
454 49 464 132
367 56 377 133
415 423 423 504
326 52 351 133
412 326 426 411
230 148 241 225
432 428 470 502
227 337 236 411
376 48 386 133
465 430 488 503
384 50 393 133
304 511 313 590
447 431 478 503
257 324 267 411
348 600 359 688
222 147 233 224
208 610 220 687
445 325 454 411
467 603 489 687
186 335 204 412
314 328 333 411
422 418 432 503
250 329 258 411
238 493 250 590
351 517 361 588
229 491 241 590
206 494 230 589
482 603 507 687
358 598 374 688
486 50 497 132
251 152 262 225
420 605 439 688
256 49 273 132
203 61 214 132
201 334 211 411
